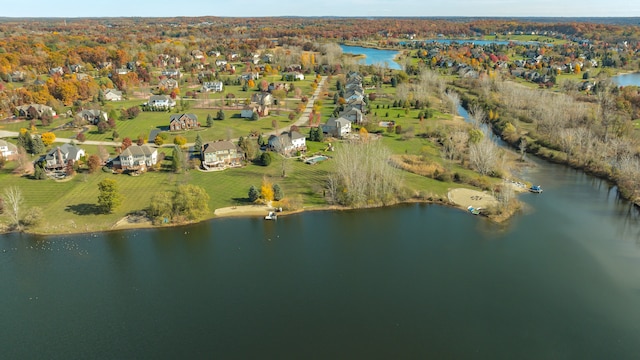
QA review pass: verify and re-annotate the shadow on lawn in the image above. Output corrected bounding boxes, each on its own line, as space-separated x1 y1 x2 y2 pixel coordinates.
231 197 253 205
65 203 103 215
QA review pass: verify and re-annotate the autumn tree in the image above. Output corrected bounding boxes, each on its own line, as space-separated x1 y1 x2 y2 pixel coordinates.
41 132 56 146
122 137 132 150
260 177 274 203
97 178 121 214
172 184 210 221
87 154 102 174
173 135 187 146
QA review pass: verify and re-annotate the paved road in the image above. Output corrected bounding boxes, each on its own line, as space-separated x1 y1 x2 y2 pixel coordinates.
0 76 328 148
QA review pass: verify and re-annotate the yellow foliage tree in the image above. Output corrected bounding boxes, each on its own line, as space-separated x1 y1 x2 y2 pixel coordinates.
359 127 369 141
574 63 581 74
41 132 56 146
260 177 274 203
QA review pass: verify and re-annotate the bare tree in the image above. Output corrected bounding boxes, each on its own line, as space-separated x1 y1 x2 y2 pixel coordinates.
469 137 498 176
331 140 403 207
596 80 616 142
3 186 23 230
444 90 461 116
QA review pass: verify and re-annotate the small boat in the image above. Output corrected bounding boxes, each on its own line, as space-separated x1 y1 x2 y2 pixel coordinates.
265 211 277 220
529 185 543 193
467 206 481 215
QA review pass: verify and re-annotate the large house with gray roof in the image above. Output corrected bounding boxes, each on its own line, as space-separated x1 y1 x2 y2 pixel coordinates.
113 145 158 172
201 141 244 169
45 144 85 170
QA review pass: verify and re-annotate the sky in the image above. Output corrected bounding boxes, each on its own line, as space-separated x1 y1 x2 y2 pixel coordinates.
3 0 639 18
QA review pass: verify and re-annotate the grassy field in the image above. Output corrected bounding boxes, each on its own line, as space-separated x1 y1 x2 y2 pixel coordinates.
0 73 501 234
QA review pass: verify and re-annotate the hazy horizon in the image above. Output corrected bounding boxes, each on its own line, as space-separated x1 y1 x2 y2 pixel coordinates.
4 0 639 18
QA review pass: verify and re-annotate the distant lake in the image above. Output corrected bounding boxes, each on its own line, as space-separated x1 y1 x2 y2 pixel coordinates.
613 73 640 87
340 45 401 70
403 39 548 46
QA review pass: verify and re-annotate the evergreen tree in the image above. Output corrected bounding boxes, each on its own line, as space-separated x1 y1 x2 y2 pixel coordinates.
217 109 225 120
31 136 45 155
273 184 284 201
33 161 47 180
171 145 184 173
194 133 203 155
206 113 214 127
260 152 272 166
257 134 265 146
248 185 259 202
17 131 33 154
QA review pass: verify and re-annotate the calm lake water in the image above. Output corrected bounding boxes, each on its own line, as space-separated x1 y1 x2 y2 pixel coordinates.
2 161 640 358
613 72 640 87
340 44 401 70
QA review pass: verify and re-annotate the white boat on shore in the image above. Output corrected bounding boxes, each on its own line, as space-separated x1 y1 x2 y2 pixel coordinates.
265 211 277 220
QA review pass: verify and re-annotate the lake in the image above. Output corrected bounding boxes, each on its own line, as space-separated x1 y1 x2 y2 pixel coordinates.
613 72 640 87
340 44 401 70
3 150 640 358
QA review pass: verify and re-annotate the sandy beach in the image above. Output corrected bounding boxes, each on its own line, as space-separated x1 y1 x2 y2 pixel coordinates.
447 188 499 210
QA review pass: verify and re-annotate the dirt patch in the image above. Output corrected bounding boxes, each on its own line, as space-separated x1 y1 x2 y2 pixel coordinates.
112 214 153 229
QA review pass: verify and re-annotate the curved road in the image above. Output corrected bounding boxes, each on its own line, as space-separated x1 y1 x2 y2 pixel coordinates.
0 76 328 148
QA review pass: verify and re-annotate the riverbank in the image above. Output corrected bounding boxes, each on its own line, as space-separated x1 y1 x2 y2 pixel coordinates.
6 186 523 236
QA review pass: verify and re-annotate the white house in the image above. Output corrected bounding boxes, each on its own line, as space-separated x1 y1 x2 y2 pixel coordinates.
201 81 224 92
146 95 176 109
215 60 228 67
0 140 18 160
268 131 306 154
104 89 123 101
322 117 352 138
116 145 158 171
161 69 181 78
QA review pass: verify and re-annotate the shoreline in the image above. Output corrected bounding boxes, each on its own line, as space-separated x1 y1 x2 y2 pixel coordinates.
2 188 516 237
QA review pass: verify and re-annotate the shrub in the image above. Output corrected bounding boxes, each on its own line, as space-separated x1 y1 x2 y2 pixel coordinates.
173 135 187 146
260 152 272 166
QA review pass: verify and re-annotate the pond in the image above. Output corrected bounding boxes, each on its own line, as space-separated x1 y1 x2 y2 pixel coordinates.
613 72 640 87
340 44 401 70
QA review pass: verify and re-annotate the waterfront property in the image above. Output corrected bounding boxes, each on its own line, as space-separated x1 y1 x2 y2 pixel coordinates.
201 140 244 169
113 144 158 172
